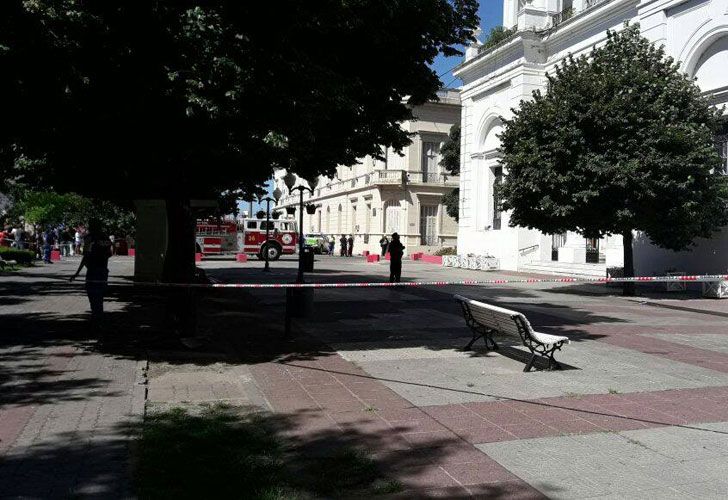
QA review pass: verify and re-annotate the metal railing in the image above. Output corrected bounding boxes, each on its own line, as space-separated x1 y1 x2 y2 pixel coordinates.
551 7 574 27
407 171 458 185
586 0 608 8
372 169 405 185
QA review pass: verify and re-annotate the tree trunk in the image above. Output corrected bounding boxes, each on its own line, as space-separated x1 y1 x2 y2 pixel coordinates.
622 230 635 296
162 198 197 337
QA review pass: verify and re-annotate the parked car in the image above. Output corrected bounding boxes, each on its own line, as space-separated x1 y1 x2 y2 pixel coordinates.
304 233 329 254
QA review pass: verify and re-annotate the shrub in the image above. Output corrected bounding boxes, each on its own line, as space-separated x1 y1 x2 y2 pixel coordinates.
0 247 35 265
434 247 457 256
482 26 517 51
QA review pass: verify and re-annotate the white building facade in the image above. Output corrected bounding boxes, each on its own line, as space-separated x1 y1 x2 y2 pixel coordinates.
456 0 728 276
274 90 461 256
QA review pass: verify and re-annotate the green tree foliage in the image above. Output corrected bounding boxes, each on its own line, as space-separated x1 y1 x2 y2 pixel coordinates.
12 191 135 236
482 26 516 51
0 0 478 280
1 1 478 198
440 124 461 175
497 24 728 292
440 124 461 222
442 188 460 223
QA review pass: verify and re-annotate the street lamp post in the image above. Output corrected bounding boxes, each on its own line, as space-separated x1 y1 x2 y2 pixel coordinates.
258 188 282 272
283 172 313 283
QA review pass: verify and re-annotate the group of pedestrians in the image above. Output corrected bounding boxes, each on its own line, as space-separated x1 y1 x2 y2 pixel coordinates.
0 225 28 250
326 232 404 282
334 234 355 256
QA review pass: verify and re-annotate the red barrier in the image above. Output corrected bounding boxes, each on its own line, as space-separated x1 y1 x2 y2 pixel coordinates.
411 252 423 261
362 250 370 257
128 248 135 257
195 253 203 262
385 252 391 261
420 254 442 265
366 254 380 263
50 249 61 262
236 253 248 263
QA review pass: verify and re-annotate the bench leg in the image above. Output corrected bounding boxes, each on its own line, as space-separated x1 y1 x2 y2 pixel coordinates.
487 335 499 351
464 332 482 350
523 353 537 373
546 349 562 371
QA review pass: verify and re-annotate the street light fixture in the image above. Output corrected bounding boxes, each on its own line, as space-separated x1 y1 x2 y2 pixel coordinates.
258 187 283 273
283 172 313 283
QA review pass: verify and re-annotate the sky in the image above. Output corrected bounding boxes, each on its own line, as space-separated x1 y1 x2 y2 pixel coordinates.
430 0 504 88
241 1 503 217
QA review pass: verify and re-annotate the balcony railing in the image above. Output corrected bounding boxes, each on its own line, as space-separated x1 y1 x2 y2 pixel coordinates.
407 171 459 186
372 169 406 185
551 7 574 27
586 0 609 8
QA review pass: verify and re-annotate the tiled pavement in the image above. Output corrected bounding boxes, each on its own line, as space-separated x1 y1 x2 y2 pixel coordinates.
204 257 728 498
0 260 145 498
3 256 728 498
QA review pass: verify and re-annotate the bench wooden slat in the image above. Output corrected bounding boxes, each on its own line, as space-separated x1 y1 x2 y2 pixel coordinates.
454 294 570 372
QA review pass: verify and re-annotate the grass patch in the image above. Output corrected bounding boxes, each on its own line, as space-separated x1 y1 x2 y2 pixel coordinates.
135 404 398 499
608 388 620 394
564 392 583 399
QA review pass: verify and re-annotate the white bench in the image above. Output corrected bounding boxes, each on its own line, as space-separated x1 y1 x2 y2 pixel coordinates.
454 295 570 372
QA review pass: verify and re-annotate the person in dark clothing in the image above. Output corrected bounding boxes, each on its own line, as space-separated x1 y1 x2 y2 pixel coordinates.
347 235 354 257
70 220 112 328
388 232 404 283
42 227 56 263
339 235 347 256
379 235 389 257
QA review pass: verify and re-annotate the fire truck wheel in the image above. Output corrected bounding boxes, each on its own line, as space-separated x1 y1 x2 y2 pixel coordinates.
262 243 281 261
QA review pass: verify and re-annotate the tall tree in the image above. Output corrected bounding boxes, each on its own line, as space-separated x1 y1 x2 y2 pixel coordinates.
0 0 479 281
497 24 728 295
439 124 461 222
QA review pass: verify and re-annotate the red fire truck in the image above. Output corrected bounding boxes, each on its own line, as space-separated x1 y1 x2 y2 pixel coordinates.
195 218 298 260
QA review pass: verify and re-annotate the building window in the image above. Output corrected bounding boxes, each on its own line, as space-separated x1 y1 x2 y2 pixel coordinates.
421 141 441 183
492 166 503 230
420 205 438 246
716 133 728 176
384 200 401 235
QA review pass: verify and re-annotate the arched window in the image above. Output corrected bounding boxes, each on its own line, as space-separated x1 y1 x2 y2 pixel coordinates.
481 119 504 152
337 204 343 234
693 36 728 93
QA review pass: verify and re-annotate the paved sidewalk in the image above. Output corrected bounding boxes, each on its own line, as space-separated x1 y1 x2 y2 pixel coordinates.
4 254 728 498
204 256 728 498
0 259 145 498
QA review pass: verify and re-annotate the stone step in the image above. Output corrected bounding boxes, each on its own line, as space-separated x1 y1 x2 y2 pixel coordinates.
519 260 607 278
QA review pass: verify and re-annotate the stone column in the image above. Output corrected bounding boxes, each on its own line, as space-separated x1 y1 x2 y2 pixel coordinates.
133 199 168 282
558 231 586 263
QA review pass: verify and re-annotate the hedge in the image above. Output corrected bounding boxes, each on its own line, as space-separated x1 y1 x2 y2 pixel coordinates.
0 247 36 265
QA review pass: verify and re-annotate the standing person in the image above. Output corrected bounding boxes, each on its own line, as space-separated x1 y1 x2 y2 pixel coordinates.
328 236 335 255
379 235 389 257
339 235 347 256
74 228 83 255
388 232 404 283
70 220 112 329
15 226 26 250
109 234 116 256
347 235 354 257
35 228 44 259
42 227 56 263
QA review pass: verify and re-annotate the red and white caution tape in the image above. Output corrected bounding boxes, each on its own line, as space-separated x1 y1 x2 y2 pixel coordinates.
124 274 728 289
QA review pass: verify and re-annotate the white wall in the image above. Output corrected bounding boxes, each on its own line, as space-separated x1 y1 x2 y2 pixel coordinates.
457 0 728 274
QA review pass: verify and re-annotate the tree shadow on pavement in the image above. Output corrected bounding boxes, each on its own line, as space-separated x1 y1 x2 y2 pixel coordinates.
0 401 548 498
